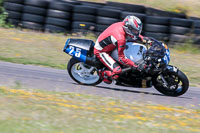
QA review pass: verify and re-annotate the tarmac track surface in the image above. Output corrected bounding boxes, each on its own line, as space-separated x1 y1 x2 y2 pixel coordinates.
0 61 199 108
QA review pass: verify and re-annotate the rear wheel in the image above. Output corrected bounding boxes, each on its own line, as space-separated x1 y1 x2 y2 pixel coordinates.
67 58 102 85
153 70 189 96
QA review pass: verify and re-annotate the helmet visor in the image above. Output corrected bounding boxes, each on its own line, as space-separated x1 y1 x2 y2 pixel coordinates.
131 28 139 36
127 25 140 36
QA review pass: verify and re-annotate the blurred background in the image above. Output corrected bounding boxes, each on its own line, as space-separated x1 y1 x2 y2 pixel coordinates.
1 0 200 45
0 1 200 133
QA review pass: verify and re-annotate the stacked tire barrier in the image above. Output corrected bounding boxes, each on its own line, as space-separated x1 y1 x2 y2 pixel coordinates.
80 1 105 7
192 20 200 44
3 0 200 45
169 18 193 44
144 16 169 42
107 1 146 34
96 8 120 33
107 1 146 14
72 5 96 33
45 1 73 33
22 0 48 30
145 7 186 18
4 0 24 26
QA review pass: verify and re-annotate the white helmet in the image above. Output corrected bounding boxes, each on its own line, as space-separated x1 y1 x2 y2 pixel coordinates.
123 15 142 37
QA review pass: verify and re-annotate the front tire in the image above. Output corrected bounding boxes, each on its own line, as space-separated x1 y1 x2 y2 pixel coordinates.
67 58 102 85
153 70 189 96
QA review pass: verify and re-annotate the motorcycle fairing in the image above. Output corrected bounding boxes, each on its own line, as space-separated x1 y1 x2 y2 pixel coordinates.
111 42 147 64
166 65 179 74
162 43 170 65
63 38 95 62
124 42 147 64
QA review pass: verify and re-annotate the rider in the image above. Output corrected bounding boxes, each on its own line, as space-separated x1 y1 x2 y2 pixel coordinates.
94 15 152 84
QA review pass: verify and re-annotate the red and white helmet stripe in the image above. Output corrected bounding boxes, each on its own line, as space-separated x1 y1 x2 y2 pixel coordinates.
123 15 142 37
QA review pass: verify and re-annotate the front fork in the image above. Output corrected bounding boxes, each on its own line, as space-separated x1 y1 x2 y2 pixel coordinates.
160 74 168 88
159 65 179 88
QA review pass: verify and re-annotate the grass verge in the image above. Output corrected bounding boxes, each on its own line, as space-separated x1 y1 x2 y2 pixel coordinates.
0 28 96 69
0 86 199 133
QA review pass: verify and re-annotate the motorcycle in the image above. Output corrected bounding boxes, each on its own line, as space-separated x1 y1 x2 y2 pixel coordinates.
63 38 189 96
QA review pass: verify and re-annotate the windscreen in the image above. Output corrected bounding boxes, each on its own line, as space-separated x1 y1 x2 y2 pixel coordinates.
124 42 147 64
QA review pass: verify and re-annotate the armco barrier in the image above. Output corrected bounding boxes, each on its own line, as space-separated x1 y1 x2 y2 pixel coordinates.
3 0 200 45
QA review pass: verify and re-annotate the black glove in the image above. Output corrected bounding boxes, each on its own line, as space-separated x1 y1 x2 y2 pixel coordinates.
131 64 138 72
137 61 147 72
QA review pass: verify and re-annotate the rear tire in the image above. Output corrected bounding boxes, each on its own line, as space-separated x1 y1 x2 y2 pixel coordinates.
153 70 189 96
67 58 102 86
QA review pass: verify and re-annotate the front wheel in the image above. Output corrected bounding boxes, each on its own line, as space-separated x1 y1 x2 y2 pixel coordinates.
67 58 102 85
153 70 189 96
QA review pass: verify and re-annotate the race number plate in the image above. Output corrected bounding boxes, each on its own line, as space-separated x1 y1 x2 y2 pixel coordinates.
63 39 88 62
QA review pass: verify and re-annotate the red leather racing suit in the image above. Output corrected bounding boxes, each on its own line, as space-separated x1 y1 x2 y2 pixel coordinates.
94 22 144 80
